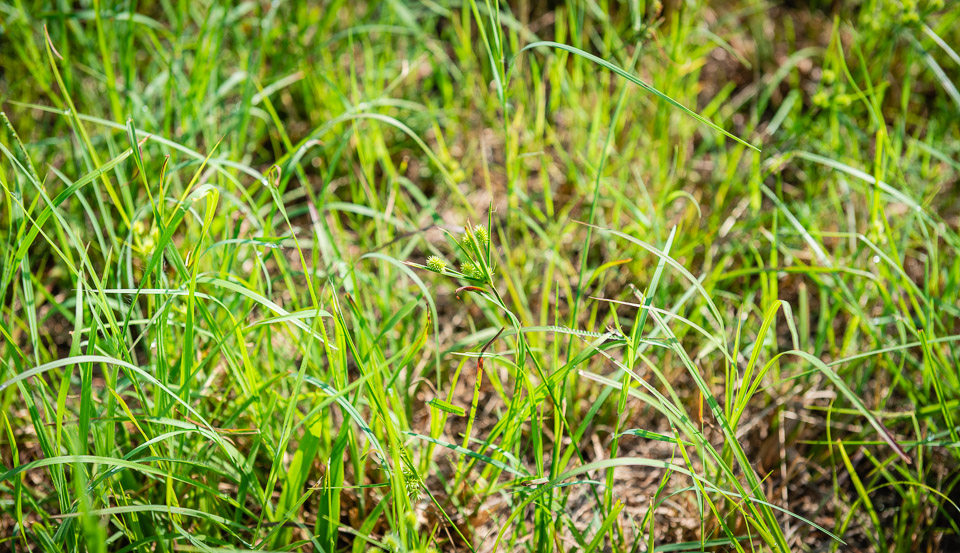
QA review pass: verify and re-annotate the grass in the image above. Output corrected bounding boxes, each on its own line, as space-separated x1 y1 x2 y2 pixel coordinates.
1 0 959 551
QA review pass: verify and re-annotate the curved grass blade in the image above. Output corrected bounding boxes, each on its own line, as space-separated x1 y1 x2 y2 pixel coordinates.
516 41 759 151
405 431 528 478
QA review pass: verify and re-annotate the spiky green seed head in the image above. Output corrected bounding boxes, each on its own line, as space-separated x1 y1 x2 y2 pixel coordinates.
474 224 489 246
403 510 419 530
460 262 481 279
402 465 422 502
382 533 400 552
426 255 447 272
135 224 160 255
812 90 830 107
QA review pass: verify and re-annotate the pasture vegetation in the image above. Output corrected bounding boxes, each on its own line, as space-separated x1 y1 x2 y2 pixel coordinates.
1 0 960 551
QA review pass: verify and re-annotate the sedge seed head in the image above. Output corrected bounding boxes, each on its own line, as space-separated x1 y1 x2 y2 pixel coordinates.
402 465 422 502
382 533 400 552
460 262 480 279
426 255 447 272
403 510 419 529
474 224 489 246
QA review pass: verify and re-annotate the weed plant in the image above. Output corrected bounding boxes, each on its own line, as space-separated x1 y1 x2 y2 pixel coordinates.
1 0 959 551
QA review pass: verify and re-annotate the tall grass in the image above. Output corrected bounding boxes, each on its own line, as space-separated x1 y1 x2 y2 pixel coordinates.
1 0 959 551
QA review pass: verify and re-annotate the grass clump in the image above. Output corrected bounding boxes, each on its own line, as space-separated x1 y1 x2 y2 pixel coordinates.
1 0 960 552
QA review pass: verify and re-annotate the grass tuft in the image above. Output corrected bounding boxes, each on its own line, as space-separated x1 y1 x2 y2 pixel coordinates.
2 0 960 551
